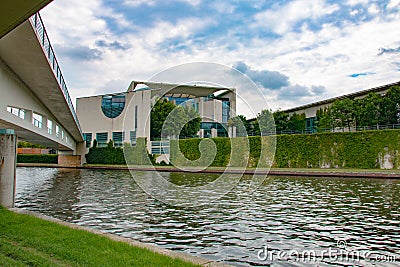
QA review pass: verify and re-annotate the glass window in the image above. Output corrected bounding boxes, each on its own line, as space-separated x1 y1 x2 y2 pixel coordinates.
47 119 53 134
222 100 230 123
56 125 60 138
134 105 138 130
113 132 124 147
33 112 42 128
101 94 126 119
7 106 25 119
96 132 108 147
83 133 92 148
130 131 137 146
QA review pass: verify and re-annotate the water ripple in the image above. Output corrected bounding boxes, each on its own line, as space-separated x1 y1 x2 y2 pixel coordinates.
15 168 400 267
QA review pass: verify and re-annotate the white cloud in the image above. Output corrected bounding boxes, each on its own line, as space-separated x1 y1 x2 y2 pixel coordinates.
387 0 400 9
122 0 156 7
346 0 369 6
211 2 236 14
140 17 214 46
254 0 339 35
38 0 400 116
368 3 380 14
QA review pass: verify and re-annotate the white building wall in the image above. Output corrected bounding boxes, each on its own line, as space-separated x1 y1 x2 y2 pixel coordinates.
76 90 151 147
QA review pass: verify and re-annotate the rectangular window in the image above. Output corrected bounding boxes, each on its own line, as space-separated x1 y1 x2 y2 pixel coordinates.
32 112 42 128
7 106 25 119
134 105 138 130
96 132 108 147
130 130 137 146
222 100 230 123
47 119 53 134
112 132 124 147
83 133 92 148
56 125 60 138
61 130 64 140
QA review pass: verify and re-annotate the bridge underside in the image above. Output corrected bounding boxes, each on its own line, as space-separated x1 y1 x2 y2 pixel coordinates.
0 119 70 150
0 0 52 38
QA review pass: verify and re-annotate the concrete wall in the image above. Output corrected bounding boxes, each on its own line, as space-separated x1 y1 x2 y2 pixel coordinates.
17 148 49 154
76 90 151 146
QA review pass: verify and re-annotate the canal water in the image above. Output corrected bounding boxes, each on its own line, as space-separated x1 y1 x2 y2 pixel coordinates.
15 167 400 266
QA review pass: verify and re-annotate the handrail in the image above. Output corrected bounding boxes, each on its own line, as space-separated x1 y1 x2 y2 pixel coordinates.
29 12 83 136
252 123 400 136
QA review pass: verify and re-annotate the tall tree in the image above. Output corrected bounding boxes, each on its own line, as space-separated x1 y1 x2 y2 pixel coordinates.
228 115 250 136
330 98 355 131
150 99 176 139
316 107 333 130
273 110 289 132
257 109 275 135
287 113 306 132
385 85 400 124
180 105 201 138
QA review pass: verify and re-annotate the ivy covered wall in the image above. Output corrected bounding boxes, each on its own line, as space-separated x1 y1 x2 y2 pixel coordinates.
170 130 400 169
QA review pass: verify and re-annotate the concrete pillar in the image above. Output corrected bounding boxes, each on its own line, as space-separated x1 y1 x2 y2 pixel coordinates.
211 128 217 138
199 129 204 138
0 129 16 208
228 126 236 137
25 110 33 124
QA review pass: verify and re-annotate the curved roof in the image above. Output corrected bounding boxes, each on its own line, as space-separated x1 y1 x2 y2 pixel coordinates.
128 80 235 98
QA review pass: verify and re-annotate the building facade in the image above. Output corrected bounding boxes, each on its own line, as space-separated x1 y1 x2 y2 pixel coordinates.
283 81 400 132
76 81 236 153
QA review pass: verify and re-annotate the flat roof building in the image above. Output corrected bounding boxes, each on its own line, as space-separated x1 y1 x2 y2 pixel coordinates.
283 81 400 131
76 81 236 154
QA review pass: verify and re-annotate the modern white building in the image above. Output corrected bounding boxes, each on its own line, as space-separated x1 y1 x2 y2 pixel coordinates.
76 81 236 153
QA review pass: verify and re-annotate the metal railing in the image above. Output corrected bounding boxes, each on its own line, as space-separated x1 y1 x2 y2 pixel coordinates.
29 13 82 135
254 123 400 136
151 141 170 154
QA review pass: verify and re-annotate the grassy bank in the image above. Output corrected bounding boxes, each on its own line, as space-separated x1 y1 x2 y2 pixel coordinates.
0 207 199 267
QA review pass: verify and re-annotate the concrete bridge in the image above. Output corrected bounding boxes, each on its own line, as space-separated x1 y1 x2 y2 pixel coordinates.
0 0 85 207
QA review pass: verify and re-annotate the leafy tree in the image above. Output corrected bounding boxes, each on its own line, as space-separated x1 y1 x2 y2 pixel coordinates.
151 99 201 139
287 113 306 131
180 105 201 138
385 85 400 124
250 119 260 136
151 99 176 139
273 110 289 132
17 141 46 148
228 115 250 136
257 109 275 135
316 107 333 130
330 98 355 131
354 93 381 127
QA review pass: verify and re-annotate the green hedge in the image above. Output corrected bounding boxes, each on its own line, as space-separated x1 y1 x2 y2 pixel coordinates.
170 130 400 169
85 138 151 165
17 154 58 164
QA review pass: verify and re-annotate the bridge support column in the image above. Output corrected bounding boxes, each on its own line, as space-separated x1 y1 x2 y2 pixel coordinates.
0 129 17 208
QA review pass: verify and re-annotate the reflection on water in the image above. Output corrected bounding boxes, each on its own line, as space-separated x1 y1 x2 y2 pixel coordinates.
15 167 400 266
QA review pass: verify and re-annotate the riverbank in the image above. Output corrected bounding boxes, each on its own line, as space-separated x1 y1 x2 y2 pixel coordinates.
17 163 400 179
0 206 228 266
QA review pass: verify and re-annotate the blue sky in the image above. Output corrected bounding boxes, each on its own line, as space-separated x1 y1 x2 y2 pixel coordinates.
40 0 400 117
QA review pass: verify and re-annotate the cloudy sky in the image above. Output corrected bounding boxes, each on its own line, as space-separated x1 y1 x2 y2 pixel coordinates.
40 0 400 117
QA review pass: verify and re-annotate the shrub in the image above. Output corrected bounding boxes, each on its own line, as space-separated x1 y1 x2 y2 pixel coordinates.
17 154 58 164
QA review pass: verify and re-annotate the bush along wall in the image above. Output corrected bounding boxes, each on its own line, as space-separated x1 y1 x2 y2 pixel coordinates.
85 138 151 165
17 154 58 164
170 129 400 169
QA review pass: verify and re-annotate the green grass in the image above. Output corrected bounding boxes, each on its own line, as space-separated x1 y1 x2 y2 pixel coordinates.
0 207 199 267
